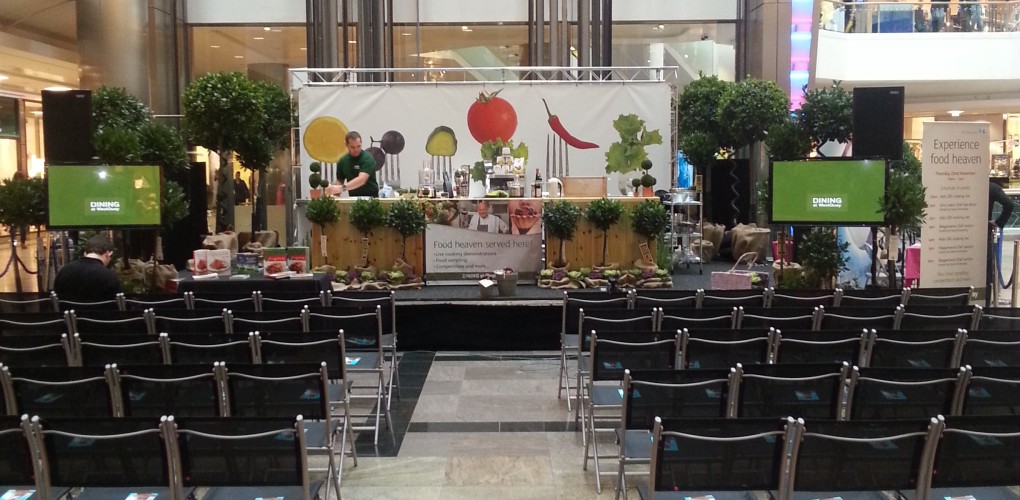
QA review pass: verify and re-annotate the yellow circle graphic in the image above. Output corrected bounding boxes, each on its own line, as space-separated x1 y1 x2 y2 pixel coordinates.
303 116 349 163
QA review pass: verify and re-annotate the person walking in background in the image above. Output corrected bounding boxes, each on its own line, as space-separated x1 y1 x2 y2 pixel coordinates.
53 234 122 303
233 171 250 205
930 0 948 32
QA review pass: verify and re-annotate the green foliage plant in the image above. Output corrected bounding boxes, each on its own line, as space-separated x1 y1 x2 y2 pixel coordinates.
92 86 148 134
583 197 625 266
0 175 47 291
798 227 849 289
542 200 582 267
182 72 262 232
605 114 664 175
765 117 813 161
480 139 528 163
386 199 428 260
630 199 670 249
161 180 190 233
139 123 189 175
93 127 142 164
305 196 342 264
235 80 293 230
717 77 790 153
881 142 927 237
797 81 853 155
349 198 387 267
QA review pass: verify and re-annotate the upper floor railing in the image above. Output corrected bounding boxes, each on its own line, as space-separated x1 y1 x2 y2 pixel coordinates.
821 0 1020 33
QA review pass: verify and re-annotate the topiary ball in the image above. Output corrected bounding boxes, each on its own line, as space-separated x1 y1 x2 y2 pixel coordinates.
641 159 653 171
641 173 656 187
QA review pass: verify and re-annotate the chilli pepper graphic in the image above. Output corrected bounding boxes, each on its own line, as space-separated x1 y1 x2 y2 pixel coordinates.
542 98 599 150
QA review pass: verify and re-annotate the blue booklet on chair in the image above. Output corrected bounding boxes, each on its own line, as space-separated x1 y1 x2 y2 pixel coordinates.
124 494 158 500
345 356 362 366
1 490 36 500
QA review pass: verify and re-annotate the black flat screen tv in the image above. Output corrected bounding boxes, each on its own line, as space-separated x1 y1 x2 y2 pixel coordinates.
770 159 887 225
47 164 162 229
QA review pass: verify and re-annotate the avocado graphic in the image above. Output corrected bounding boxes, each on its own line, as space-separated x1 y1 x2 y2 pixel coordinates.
425 126 458 156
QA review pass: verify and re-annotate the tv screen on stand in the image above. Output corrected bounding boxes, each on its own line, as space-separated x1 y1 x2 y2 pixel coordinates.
770 159 887 225
47 164 163 229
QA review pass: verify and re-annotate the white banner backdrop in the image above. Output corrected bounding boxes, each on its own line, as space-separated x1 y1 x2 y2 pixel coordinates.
919 121 989 296
298 83 672 199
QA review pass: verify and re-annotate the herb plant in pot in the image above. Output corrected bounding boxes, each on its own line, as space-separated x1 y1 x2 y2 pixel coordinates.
348 198 387 271
583 197 625 268
385 198 427 287
305 196 341 266
542 200 582 270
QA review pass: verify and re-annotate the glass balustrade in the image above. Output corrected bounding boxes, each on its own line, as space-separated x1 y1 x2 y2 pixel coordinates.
820 0 1020 33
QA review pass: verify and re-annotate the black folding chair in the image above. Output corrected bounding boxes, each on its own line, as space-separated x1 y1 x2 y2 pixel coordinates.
657 307 738 330
190 291 259 312
772 328 869 366
0 292 56 313
75 333 167 367
109 363 220 417
848 366 966 420
69 309 151 335
616 369 732 499
930 416 1020 499
816 306 898 330
258 290 328 311
163 332 256 365
737 306 819 330
680 328 776 369
0 334 76 368
329 290 401 411
0 415 65 499
557 291 633 412
903 286 973 307
895 306 979 331
0 312 71 337
642 416 795 500
1 365 112 418
958 367 1020 416
959 330 1020 368
836 288 907 308
631 289 697 309
700 288 768 308
150 309 231 334
788 418 943 500
866 329 966 369
767 288 837 308
734 363 848 420
117 292 190 312
228 308 308 334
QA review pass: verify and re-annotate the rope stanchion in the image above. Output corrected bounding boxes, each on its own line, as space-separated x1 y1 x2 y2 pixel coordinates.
995 232 1015 290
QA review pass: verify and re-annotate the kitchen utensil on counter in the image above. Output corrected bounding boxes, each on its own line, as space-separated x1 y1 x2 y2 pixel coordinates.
546 177 564 198
508 176 525 198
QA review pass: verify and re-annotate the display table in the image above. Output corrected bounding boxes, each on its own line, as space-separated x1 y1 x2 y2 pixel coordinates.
176 271 331 296
904 244 921 288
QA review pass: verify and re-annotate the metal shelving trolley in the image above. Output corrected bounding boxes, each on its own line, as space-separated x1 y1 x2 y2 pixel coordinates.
665 188 703 274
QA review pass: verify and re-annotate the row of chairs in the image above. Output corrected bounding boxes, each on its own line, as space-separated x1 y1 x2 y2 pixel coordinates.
600 286 972 309
2 414 332 500
0 289 394 313
640 415 1019 500
0 330 389 445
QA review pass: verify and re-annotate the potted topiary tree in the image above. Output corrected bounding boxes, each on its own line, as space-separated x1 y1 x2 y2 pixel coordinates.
639 159 657 197
798 227 849 289
542 200 581 269
386 198 427 265
798 81 853 157
630 199 670 253
182 72 262 232
235 80 292 231
348 198 387 269
880 143 927 288
583 197 625 268
305 196 341 265
307 162 330 199
677 73 731 222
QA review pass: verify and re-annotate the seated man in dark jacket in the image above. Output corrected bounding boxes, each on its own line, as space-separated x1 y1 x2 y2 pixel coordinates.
54 234 123 303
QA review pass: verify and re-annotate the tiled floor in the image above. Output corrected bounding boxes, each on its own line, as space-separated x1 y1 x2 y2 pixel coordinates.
340 351 627 500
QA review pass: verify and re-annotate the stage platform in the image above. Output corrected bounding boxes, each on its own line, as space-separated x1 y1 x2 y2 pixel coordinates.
393 260 751 351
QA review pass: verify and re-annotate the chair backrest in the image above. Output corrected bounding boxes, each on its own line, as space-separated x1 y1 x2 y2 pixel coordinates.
191 291 259 312
254 331 348 380
588 332 678 382
768 288 836 308
2 365 112 418
0 334 76 368
903 286 973 307
577 307 656 338
680 328 776 369
257 290 328 312
229 308 308 334
329 290 396 335
0 416 36 489
76 333 167 366
622 369 732 428
895 306 979 331
734 363 849 420
306 305 383 348
118 293 189 311
700 289 768 308
657 306 738 330
789 418 941 499
973 308 1020 330
112 363 220 418
165 333 256 365
933 416 1020 490
151 309 231 334
737 306 818 330
33 416 172 489
773 329 869 366
69 309 151 335
0 292 56 313
959 330 1020 368
959 367 1020 416
649 416 794 497
816 306 898 330
0 311 71 336
836 288 907 308
631 290 697 309
171 415 311 495
52 291 121 312
866 329 965 369
562 292 632 338
223 362 329 420
848 366 965 420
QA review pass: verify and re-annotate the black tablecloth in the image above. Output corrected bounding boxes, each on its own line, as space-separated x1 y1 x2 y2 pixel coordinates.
176 272 331 296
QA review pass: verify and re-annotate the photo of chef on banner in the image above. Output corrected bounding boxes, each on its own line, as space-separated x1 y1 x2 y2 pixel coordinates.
466 199 510 234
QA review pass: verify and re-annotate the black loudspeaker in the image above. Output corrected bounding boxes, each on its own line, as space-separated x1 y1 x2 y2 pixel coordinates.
853 86 904 161
42 89 94 164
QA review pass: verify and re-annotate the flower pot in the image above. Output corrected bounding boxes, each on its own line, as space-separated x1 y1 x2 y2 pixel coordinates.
309 190 321 200
496 272 518 297
642 186 654 197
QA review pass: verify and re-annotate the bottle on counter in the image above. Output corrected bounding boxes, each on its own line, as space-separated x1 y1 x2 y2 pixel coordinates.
532 168 543 197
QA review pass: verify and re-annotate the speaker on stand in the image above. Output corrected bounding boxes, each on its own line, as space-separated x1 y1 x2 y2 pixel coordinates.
852 86 904 161
41 90 95 165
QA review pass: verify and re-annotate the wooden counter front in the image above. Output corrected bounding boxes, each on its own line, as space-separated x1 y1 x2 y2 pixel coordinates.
305 196 659 274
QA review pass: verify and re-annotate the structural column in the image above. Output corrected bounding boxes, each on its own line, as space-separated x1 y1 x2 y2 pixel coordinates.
77 0 150 103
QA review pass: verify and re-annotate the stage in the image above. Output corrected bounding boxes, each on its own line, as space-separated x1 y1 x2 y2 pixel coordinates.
392 260 740 351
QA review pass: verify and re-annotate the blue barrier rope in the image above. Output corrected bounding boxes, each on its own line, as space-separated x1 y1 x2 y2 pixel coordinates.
996 234 1014 289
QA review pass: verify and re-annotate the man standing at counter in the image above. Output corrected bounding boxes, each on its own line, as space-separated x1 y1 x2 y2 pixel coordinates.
326 131 378 197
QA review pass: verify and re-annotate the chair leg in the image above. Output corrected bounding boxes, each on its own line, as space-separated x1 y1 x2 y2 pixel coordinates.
577 377 588 448
373 371 384 445
614 456 626 500
589 401 602 494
